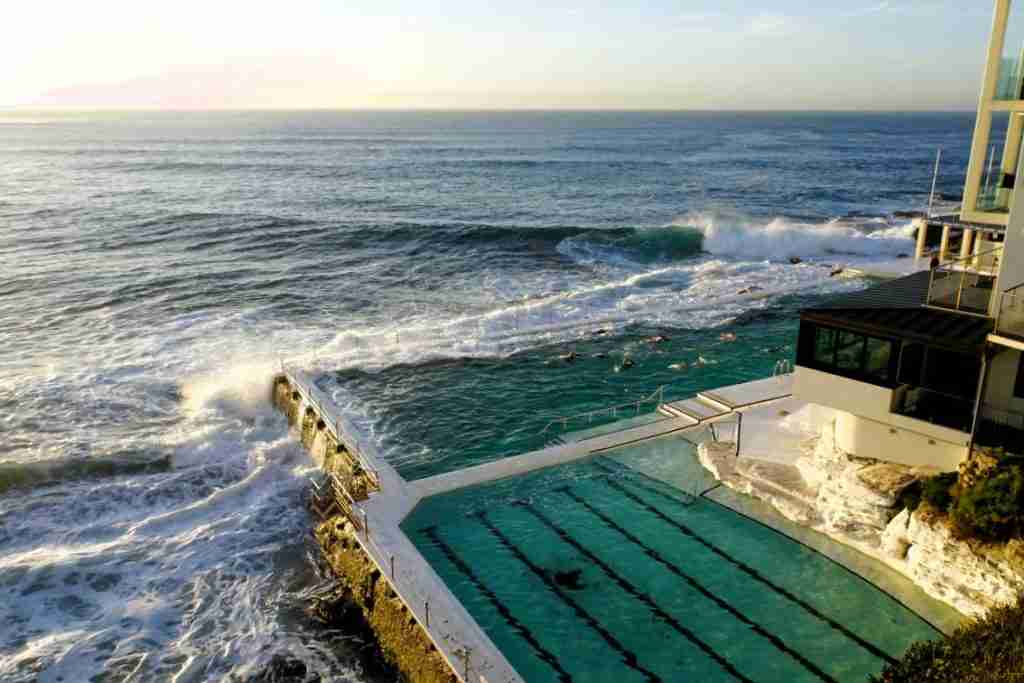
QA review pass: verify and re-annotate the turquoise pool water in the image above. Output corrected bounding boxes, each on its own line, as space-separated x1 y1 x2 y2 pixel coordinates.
403 438 940 683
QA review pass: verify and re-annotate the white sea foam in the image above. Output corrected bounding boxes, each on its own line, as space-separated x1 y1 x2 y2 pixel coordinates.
680 210 916 261
0 344 357 682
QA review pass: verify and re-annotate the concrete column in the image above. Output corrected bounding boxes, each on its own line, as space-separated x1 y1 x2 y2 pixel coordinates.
939 224 952 262
960 228 975 260
914 218 928 261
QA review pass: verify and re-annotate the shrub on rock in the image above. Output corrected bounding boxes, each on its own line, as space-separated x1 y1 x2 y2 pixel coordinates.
872 595 1024 682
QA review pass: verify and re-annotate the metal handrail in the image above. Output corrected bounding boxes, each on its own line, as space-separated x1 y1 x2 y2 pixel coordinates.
772 359 793 377
539 384 667 435
281 361 382 490
930 243 1002 271
927 245 1002 314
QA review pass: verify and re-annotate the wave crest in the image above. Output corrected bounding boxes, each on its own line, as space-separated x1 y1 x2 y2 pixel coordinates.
677 210 915 262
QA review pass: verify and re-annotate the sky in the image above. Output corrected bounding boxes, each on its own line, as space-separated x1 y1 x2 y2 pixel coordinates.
1 1 1002 110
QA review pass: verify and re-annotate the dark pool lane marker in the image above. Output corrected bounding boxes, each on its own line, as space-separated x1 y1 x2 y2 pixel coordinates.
590 466 898 666
519 500 824 683
420 526 573 683
553 487 843 682
474 511 662 683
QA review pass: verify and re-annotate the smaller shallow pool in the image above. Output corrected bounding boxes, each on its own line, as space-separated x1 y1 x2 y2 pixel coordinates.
403 435 941 683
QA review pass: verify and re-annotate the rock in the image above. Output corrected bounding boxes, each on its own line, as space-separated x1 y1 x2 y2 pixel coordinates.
829 267 844 277
250 655 313 683
855 463 920 507
695 411 1024 618
881 508 911 560
620 358 635 369
789 257 803 265
697 441 738 481
905 511 1024 617
896 253 910 259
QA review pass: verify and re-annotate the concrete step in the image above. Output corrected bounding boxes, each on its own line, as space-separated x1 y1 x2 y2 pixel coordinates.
661 398 730 422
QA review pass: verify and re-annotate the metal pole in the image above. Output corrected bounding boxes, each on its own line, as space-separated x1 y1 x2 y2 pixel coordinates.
736 412 743 455
390 555 395 578
956 269 966 310
927 148 942 218
425 601 430 628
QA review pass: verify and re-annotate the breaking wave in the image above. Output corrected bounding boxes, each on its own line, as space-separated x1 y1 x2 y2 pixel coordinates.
679 210 916 262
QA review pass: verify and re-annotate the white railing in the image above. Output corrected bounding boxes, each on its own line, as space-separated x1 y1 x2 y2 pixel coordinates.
772 359 793 377
281 361 381 490
926 245 1002 315
539 385 668 436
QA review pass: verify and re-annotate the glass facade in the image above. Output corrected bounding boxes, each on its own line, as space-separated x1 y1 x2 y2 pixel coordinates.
801 324 897 386
975 113 1021 213
996 1 1024 100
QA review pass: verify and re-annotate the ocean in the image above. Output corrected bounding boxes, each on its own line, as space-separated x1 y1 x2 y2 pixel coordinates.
0 110 974 681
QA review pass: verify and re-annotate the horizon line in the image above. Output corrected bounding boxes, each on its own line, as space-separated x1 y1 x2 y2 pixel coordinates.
0 106 980 114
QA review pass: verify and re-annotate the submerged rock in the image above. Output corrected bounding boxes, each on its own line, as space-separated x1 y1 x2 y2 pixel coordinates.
249 655 316 683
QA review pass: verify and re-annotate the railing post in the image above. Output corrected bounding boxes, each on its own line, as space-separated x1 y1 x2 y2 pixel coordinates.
736 412 743 455
425 600 430 628
956 269 966 310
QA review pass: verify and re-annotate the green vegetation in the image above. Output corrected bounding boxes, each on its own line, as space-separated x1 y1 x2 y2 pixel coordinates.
871 595 1024 683
950 463 1024 543
921 472 958 512
897 472 957 514
899 456 1024 545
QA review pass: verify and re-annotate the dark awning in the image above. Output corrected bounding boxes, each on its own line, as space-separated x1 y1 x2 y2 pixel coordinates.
803 271 992 354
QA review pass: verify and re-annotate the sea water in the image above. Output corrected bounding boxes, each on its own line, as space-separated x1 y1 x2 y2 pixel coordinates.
0 111 972 681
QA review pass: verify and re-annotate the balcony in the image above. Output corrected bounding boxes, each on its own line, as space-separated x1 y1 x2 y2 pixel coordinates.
926 246 1002 315
996 283 1024 338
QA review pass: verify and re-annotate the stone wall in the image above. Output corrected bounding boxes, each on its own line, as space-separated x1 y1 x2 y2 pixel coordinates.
316 518 457 683
272 374 457 683
698 418 1024 618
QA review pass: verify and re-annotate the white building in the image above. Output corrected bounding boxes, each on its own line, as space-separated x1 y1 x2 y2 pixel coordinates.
793 0 1024 471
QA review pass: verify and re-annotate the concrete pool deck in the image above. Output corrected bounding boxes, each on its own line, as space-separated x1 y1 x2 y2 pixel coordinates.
279 367 957 682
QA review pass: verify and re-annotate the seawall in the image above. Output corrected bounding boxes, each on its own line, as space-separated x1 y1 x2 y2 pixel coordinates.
271 375 458 683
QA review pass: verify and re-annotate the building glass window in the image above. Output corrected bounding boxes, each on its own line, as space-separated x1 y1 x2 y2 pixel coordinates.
814 327 836 365
866 337 893 379
996 1 1024 100
799 323 895 385
836 331 865 372
1014 355 1024 399
976 113 1023 214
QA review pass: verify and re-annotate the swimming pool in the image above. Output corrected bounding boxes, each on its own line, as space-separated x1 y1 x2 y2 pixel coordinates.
403 436 940 683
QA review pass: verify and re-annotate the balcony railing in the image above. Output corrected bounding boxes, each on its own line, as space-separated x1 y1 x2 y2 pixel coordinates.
926 246 1002 315
997 282 1024 339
